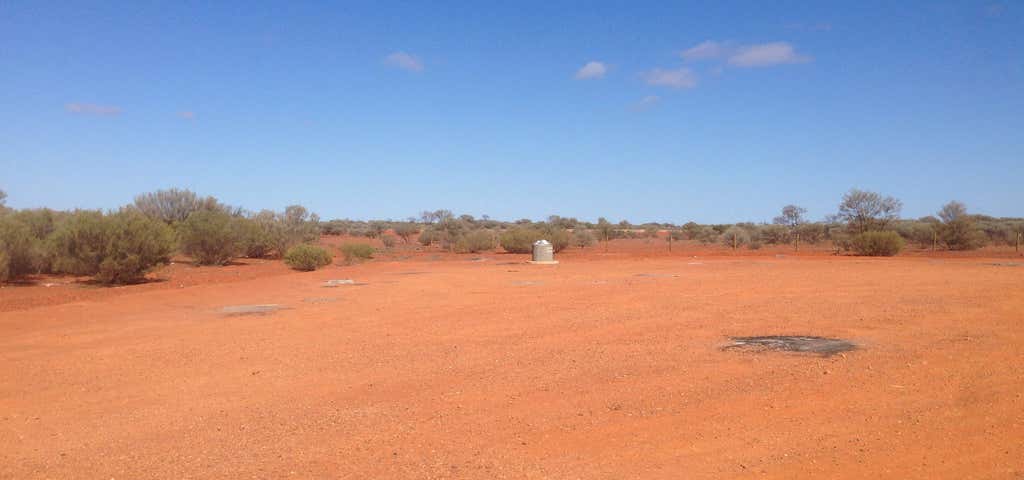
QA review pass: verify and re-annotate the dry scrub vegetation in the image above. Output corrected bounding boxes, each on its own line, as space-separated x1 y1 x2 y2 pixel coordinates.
0 187 1021 284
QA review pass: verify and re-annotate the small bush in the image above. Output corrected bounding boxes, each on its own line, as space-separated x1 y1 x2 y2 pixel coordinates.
748 240 763 250
177 210 239 265
573 229 596 248
339 243 374 263
96 211 176 284
393 223 419 243
720 226 750 249
48 210 175 284
543 227 570 253
48 210 112 276
499 227 543 253
851 231 904 256
0 216 40 282
381 235 398 249
283 244 333 271
234 215 275 258
696 226 719 244
454 229 496 253
418 228 439 246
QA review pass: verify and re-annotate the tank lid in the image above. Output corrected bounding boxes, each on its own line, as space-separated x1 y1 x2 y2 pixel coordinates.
533 239 551 245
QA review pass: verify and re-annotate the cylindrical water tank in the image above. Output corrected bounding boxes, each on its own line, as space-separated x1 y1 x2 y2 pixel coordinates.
531 239 555 263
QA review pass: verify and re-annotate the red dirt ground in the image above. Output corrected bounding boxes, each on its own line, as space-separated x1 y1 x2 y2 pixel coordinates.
1 239 1022 478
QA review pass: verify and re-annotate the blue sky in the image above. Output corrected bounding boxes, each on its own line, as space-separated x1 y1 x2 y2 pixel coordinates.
1 1 1021 223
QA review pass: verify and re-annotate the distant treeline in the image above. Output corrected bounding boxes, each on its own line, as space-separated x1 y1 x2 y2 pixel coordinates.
1 187 1021 283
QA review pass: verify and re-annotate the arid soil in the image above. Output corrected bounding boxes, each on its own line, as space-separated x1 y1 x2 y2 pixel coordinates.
2 240 1022 478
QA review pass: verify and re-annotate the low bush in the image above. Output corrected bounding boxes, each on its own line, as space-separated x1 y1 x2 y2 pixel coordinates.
48 210 175 284
850 231 904 256
0 216 40 282
234 215 276 258
418 228 440 246
499 226 570 253
95 211 176 284
720 226 750 249
283 244 333 271
177 210 239 265
339 243 375 264
695 226 719 244
381 235 398 249
393 223 419 243
543 227 570 252
48 210 113 276
573 229 596 248
499 227 542 253
454 229 496 253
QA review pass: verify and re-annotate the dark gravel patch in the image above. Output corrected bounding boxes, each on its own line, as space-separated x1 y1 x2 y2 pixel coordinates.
723 335 856 357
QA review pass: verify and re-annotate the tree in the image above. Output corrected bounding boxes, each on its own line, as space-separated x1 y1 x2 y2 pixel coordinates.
0 189 6 207
773 205 807 250
595 217 615 252
393 222 418 243
177 209 240 265
837 189 902 233
133 188 229 224
937 201 985 250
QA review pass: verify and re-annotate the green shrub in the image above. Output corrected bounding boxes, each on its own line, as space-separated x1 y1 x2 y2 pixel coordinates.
499 227 570 254
95 211 176 284
234 215 276 258
851 231 904 256
393 223 419 243
48 210 174 284
454 229 496 253
720 226 750 249
283 244 333 271
0 216 40 282
499 227 543 253
696 226 719 244
48 210 111 276
417 227 439 246
542 226 570 252
339 243 374 263
573 229 596 248
177 210 239 265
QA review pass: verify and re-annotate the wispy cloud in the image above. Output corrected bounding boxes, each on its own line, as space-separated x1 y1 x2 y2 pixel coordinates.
384 51 424 72
65 103 122 116
178 111 195 120
631 95 661 111
575 61 608 80
679 40 811 67
681 41 726 61
784 22 833 32
641 67 697 89
728 42 811 67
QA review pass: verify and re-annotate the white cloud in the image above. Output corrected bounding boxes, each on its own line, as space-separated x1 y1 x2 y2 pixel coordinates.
679 40 811 68
575 61 608 79
384 51 424 72
65 103 122 116
727 42 811 67
681 41 726 60
178 111 195 120
631 95 661 111
642 67 697 89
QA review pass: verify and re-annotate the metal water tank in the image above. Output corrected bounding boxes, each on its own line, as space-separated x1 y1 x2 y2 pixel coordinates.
530 239 557 264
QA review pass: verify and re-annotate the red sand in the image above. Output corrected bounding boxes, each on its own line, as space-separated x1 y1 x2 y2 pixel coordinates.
1 240 1022 478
